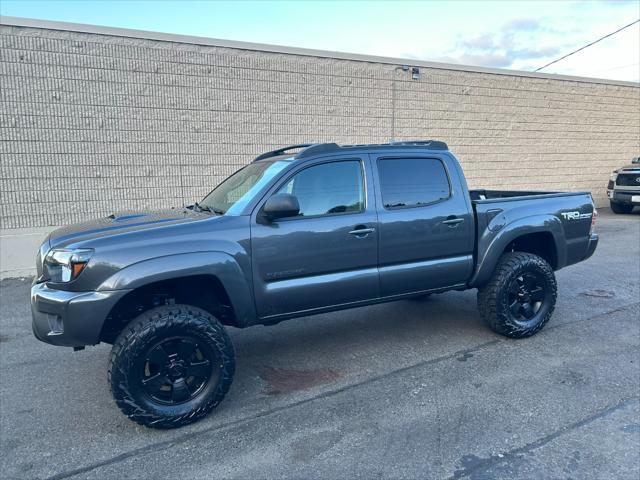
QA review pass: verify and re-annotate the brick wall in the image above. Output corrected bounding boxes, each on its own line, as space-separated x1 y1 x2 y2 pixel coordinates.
1 21 639 233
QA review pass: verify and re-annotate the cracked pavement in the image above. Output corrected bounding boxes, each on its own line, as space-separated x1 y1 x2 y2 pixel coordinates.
1 209 638 479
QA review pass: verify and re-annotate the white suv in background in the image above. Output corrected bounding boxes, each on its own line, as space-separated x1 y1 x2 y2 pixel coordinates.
607 157 640 214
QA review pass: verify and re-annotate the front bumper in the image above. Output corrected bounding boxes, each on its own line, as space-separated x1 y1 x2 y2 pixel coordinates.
31 282 129 347
608 189 640 206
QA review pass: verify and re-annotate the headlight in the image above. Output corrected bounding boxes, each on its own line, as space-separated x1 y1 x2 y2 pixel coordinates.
44 248 94 282
610 171 618 182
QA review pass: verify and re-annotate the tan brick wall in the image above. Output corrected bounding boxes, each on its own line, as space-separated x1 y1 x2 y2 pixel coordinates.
1 23 639 231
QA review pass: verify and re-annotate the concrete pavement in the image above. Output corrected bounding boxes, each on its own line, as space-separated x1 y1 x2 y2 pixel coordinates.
1 210 638 479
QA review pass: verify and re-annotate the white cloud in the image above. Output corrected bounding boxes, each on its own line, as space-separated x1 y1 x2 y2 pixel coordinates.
392 2 640 82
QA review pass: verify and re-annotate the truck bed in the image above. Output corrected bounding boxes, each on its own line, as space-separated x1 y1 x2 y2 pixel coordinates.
469 189 597 286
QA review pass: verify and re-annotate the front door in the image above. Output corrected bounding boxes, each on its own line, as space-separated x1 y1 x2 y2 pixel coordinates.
251 157 379 319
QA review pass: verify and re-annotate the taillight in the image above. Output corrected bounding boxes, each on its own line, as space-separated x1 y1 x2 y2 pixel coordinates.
590 208 597 235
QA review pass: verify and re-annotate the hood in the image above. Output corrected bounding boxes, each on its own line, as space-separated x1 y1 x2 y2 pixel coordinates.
48 208 210 249
619 164 640 172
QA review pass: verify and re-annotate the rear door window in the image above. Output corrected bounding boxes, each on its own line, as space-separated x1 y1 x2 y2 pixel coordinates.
378 158 450 209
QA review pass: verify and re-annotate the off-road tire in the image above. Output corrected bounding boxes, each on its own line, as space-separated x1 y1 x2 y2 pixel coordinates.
108 304 235 429
610 202 633 214
477 252 557 338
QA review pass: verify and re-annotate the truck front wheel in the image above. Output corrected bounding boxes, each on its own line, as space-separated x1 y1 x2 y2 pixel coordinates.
108 305 235 428
477 252 557 338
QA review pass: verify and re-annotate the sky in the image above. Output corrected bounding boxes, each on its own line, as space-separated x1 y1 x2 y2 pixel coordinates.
1 0 639 82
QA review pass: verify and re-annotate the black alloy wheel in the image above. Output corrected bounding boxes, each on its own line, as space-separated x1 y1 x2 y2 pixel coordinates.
507 272 546 322
109 305 235 428
477 252 557 338
140 337 218 405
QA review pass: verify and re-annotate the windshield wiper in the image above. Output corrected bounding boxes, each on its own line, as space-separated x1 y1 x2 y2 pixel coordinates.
190 202 225 215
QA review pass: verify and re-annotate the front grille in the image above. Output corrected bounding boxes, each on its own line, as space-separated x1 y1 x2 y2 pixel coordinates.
616 174 640 187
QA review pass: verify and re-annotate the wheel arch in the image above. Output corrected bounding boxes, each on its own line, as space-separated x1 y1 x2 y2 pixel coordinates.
470 215 565 288
98 252 256 343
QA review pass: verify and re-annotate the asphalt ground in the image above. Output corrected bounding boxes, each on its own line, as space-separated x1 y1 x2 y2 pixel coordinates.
1 209 638 480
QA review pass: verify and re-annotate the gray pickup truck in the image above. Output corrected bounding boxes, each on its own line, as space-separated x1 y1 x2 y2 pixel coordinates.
31 141 598 428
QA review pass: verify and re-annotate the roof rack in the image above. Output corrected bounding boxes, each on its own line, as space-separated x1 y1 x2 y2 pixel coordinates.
253 144 313 161
253 139 448 162
389 140 448 150
253 143 341 161
296 143 340 158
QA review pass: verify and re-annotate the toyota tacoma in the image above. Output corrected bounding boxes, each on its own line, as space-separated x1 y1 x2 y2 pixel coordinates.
31 141 599 428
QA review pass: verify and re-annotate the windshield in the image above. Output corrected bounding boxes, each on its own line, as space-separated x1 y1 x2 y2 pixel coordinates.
200 160 292 215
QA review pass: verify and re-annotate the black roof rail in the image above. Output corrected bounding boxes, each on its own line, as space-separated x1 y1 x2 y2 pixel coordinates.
389 140 449 150
253 144 314 161
253 143 341 161
296 143 340 158
254 140 448 162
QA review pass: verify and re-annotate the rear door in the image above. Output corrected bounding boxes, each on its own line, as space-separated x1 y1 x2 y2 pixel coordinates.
251 156 379 319
371 153 474 296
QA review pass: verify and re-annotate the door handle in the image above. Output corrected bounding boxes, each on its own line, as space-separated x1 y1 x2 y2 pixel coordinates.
442 217 464 227
349 226 375 236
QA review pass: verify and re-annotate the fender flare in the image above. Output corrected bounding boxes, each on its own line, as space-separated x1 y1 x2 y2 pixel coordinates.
470 214 565 287
97 251 256 327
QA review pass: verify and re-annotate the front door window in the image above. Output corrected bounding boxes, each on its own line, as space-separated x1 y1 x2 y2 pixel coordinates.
277 161 365 217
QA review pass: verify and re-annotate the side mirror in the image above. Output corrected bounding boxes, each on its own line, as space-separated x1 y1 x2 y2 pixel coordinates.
262 193 300 221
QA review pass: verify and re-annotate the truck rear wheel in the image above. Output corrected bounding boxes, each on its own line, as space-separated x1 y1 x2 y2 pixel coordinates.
477 252 557 338
610 202 634 214
108 304 235 428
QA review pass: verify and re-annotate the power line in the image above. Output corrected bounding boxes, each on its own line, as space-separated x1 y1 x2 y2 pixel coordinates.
534 19 640 72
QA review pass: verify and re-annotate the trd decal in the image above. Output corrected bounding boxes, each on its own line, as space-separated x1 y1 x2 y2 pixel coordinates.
561 211 592 221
